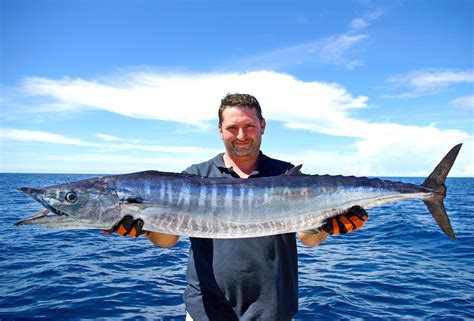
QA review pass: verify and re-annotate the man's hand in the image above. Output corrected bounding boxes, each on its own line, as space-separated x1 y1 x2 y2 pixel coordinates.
103 215 150 237
321 205 368 235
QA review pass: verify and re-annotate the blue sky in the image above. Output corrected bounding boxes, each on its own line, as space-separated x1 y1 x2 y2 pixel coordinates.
1 0 473 176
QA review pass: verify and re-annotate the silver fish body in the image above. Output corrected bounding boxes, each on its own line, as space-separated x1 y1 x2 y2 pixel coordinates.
15 144 462 239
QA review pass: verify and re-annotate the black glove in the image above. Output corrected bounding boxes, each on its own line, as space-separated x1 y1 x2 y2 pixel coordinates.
103 215 149 237
321 205 368 235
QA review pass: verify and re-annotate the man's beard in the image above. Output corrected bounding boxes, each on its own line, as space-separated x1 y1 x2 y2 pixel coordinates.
229 140 260 157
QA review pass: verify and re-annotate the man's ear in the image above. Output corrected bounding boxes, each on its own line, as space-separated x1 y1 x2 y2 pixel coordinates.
260 118 266 135
218 123 224 139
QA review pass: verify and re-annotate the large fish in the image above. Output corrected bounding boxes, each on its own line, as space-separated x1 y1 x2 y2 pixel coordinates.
15 144 462 239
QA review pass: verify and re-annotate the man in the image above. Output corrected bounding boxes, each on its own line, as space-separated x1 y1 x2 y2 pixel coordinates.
106 94 368 320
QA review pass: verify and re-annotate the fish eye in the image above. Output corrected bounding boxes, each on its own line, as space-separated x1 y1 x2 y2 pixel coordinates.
65 191 78 203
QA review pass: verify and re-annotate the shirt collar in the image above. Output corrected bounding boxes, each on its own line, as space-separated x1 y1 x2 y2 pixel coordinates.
212 151 270 177
211 153 226 169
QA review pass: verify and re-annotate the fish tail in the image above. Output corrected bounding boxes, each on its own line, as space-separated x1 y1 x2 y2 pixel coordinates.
421 143 462 240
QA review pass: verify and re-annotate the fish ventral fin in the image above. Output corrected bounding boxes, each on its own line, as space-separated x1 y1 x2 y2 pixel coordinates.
421 143 462 240
283 164 303 176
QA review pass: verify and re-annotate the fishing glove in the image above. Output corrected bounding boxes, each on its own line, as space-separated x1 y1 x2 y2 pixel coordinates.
321 205 368 235
103 215 150 237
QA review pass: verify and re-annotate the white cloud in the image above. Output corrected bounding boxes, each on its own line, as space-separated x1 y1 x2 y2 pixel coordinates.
1 128 218 155
386 70 474 98
21 71 369 127
1 128 91 146
13 69 472 176
348 10 383 32
319 34 368 69
349 18 369 31
95 133 121 141
273 140 473 178
95 133 143 144
450 95 474 110
112 143 213 154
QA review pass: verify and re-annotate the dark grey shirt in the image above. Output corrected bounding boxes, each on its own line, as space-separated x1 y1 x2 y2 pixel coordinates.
183 152 298 321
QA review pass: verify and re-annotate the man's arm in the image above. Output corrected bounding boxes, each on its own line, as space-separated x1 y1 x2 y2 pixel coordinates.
146 232 179 248
298 230 327 247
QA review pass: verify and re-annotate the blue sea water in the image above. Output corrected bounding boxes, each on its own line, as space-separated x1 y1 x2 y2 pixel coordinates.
0 173 473 320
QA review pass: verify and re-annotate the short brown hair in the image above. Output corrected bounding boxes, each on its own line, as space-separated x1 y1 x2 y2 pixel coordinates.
218 93 264 124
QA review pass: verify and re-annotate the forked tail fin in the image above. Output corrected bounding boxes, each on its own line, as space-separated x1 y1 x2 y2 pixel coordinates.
421 143 462 240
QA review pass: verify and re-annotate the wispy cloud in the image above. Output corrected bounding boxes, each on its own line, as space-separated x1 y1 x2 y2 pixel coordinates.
236 34 368 70
1 128 217 154
1 128 91 146
319 34 368 69
95 133 121 142
385 70 474 98
450 95 474 110
95 133 142 144
235 10 382 70
348 10 383 32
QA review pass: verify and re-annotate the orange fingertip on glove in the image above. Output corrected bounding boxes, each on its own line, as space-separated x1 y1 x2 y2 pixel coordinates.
339 215 354 233
117 224 129 236
329 217 340 235
348 214 365 229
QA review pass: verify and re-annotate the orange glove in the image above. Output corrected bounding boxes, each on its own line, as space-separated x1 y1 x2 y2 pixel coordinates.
103 215 150 237
321 205 368 235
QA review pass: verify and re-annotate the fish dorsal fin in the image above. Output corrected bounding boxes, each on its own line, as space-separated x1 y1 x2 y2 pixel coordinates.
284 164 303 176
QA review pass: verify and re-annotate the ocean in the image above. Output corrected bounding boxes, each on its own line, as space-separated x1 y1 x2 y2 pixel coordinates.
0 173 473 320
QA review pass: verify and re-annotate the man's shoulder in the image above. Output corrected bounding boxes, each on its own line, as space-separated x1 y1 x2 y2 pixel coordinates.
261 153 293 167
259 153 294 176
183 154 224 177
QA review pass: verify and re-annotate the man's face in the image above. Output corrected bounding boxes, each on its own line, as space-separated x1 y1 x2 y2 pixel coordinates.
218 107 266 160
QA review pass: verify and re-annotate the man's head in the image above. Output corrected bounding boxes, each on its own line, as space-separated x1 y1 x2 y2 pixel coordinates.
218 93 264 125
218 93 266 161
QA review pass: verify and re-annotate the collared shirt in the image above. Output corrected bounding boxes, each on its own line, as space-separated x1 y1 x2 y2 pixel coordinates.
183 152 298 321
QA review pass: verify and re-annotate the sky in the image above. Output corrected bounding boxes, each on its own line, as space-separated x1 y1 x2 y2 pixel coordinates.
1 0 473 176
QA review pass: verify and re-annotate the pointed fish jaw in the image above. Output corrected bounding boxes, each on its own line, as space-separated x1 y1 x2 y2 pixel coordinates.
14 209 58 226
16 187 67 226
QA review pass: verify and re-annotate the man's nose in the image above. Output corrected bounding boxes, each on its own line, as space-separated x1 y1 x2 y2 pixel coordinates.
237 128 247 140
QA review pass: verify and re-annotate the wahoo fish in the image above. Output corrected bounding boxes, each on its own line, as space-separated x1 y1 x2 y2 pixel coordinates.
15 144 462 239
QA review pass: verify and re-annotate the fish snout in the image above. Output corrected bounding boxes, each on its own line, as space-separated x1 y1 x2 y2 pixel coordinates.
19 187 43 194
18 187 44 200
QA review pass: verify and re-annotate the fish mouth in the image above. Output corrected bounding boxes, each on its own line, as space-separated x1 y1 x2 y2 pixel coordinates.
14 209 58 226
15 187 69 226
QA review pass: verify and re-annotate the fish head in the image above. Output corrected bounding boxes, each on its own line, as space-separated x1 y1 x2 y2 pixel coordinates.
15 178 121 229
